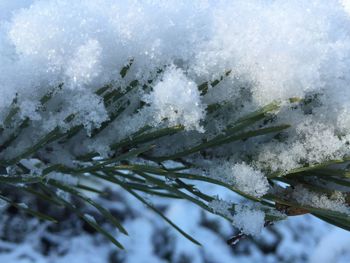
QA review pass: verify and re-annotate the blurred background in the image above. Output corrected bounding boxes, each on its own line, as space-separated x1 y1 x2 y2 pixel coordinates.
1 182 349 263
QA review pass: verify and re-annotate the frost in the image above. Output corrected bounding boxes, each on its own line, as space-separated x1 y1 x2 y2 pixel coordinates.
232 203 265 236
145 66 205 131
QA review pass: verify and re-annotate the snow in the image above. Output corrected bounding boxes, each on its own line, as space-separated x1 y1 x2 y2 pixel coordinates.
17 203 28 209
1 0 350 173
2 190 348 263
230 163 269 198
310 227 350 263
83 214 97 224
145 66 205 132
257 118 346 173
232 203 266 236
47 172 79 186
0 199 7 208
0 0 349 156
1 0 350 261
208 198 233 219
291 185 350 214
65 39 102 88
211 162 269 198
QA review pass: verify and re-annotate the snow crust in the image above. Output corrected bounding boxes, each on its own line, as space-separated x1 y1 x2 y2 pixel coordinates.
1 0 350 170
1 0 350 166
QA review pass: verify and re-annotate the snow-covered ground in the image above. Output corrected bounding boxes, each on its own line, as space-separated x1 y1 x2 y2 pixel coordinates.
0 190 349 263
0 176 349 263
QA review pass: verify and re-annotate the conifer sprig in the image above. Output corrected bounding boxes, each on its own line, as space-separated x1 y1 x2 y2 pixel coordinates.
1 63 349 249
